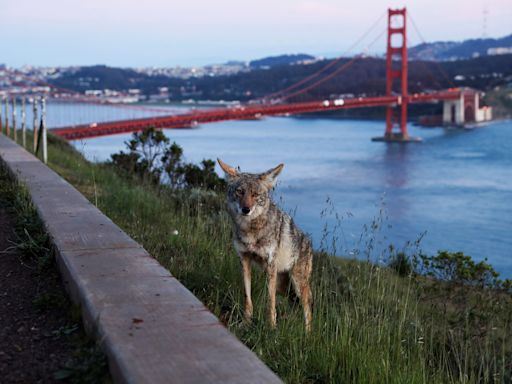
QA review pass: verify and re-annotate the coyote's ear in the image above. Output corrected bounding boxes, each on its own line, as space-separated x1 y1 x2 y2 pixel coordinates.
217 158 239 178
259 163 284 188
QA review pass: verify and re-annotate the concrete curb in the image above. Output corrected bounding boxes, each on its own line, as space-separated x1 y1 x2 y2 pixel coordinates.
0 135 282 384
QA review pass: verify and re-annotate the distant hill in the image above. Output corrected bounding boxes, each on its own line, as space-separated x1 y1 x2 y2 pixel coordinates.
249 54 316 69
55 65 148 90
409 34 512 61
50 54 512 106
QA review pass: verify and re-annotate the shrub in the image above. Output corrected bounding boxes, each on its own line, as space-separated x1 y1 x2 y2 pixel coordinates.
419 251 500 288
388 252 413 277
110 127 168 185
110 127 225 191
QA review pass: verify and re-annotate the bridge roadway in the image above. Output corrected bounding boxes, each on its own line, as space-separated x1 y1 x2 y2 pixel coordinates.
50 90 462 140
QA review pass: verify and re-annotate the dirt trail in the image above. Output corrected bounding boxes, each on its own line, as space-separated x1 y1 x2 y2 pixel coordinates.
0 204 74 383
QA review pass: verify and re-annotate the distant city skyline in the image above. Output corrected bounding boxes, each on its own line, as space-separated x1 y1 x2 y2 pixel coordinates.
1 0 511 68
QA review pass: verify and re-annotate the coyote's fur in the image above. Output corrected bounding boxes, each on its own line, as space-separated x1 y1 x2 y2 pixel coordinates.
217 159 313 331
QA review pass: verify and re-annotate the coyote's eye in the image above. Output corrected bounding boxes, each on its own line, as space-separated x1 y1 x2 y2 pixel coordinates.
252 192 259 198
235 187 244 196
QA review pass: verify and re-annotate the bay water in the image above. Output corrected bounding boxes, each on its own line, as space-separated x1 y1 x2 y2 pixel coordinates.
40 103 512 277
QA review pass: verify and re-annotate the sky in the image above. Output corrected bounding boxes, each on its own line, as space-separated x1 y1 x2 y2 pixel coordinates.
1 0 511 68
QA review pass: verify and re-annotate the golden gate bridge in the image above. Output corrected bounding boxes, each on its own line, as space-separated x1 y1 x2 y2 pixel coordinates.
2 8 491 143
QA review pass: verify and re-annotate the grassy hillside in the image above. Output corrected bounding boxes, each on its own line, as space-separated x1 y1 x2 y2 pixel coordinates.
25 134 512 383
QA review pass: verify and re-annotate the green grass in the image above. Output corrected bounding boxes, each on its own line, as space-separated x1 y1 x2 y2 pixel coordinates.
10 133 512 383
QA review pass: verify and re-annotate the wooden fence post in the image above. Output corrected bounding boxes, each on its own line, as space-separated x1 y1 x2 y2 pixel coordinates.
33 97 38 153
21 97 26 148
12 98 17 142
41 97 47 164
5 97 9 137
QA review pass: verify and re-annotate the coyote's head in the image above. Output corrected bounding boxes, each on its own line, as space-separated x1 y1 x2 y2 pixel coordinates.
217 159 284 219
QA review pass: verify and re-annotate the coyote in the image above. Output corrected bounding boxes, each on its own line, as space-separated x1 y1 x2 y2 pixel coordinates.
217 159 313 332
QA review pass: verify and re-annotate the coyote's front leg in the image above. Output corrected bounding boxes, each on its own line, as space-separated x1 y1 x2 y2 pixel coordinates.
240 253 253 322
267 264 278 329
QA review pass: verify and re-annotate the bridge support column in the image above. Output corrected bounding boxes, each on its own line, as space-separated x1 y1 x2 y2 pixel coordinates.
372 7 421 143
442 94 465 125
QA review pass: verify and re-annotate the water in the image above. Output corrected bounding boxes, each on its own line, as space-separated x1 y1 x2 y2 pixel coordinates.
37 103 512 277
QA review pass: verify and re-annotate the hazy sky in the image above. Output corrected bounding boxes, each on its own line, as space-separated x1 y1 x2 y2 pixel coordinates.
2 0 511 67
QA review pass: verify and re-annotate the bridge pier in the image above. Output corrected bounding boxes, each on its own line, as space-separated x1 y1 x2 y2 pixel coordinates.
442 89 492 125
372 132 422 143
443 94 465 125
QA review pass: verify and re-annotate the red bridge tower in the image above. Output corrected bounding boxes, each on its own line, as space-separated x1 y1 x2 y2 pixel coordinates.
373 7 421 142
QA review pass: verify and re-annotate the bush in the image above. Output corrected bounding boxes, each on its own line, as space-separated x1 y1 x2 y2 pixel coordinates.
388 252 413 277
162 146 225 191
110 127 168 185
419 251 500 288
110 127 225 191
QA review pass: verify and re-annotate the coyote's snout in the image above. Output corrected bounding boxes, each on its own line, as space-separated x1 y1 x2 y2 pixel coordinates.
218 158 313 331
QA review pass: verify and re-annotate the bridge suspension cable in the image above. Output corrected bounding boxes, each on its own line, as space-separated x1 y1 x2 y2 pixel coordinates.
408 11 456 88
405 37 445 90
257 11 387 101
277 28 386 101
